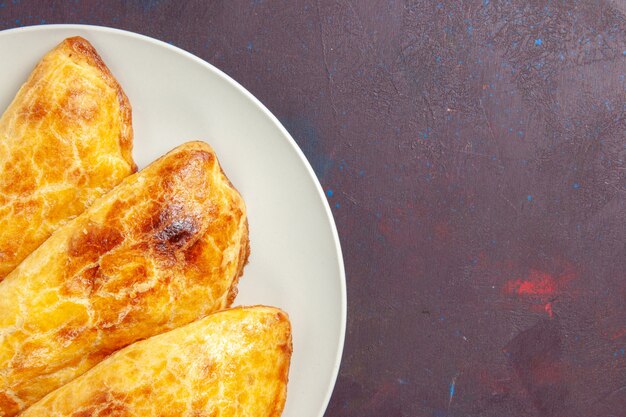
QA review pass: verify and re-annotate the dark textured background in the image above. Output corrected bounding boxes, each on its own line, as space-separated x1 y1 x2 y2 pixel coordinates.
2 1 625 416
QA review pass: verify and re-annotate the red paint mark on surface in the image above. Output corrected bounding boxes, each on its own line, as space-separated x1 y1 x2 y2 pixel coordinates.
503 269 575 299
504 270 558 296
611 328 626 340
544 302 553 318
502 268 576 318
528 303 552 316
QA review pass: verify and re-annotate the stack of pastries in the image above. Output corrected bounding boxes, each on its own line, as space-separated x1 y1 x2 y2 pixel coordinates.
0 37 291 417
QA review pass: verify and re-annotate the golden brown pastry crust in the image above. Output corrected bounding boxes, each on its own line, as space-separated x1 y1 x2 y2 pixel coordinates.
22 307 292 417
19 306 291 417
0 36 136 280
0 142 249 416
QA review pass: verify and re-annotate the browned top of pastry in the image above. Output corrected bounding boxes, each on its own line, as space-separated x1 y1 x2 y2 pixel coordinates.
0 36 135 279
0 142 249 416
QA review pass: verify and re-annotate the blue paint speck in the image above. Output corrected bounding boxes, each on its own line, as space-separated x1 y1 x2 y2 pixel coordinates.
467 25 473 36
139 0 164 11
449 377 456 403
623 50 626 56
527 195 533 201
358 170 365 177
397 378 409 385
326 189 333 197
246 41 254 52
334 203 340 209
535 38 543 46
572 182 580 189
483 0 489 5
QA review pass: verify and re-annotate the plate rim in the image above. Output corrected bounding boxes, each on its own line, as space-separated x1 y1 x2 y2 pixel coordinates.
0 23 346 417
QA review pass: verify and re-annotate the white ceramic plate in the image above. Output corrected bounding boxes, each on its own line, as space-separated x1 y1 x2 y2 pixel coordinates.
0 25 345 417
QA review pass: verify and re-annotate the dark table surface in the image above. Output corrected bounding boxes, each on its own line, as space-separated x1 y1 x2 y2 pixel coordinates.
2 1 625 416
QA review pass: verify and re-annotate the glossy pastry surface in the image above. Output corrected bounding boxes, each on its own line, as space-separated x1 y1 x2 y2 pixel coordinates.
20 306 291 417
0 36 135 280
0 141 249 416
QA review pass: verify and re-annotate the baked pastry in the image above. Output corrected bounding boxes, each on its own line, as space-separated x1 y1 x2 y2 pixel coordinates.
19 306 291 417
0 141 249 416
0 36 135 280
